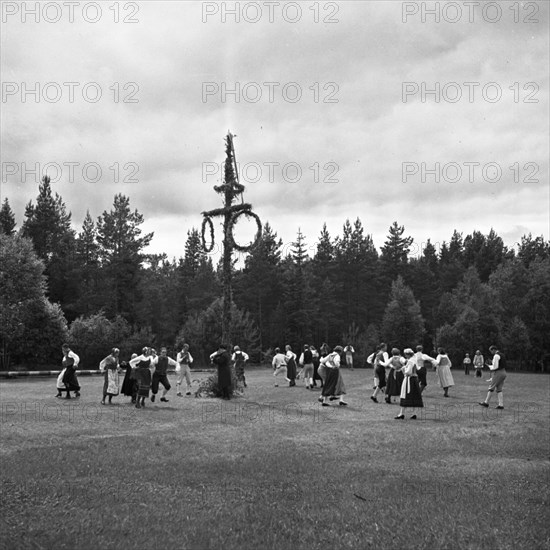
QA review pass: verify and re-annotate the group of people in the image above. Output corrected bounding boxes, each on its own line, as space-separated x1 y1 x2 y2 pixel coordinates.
462 350 486 377
366 343 507 418
54 340 508 416
271 343 349 406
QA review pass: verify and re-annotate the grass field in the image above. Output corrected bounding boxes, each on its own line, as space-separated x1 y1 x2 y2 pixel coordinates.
1 368 549 550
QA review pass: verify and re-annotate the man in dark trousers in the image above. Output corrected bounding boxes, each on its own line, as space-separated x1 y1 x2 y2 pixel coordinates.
151 347 177 403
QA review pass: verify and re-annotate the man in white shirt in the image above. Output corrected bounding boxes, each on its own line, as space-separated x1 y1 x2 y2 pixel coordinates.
344 344 355 369
272 348 288 387
479 346 507 409
232 346 250 388
176 344 194 396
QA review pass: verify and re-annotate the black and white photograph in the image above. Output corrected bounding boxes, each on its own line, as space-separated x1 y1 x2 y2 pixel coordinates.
1 1 549 548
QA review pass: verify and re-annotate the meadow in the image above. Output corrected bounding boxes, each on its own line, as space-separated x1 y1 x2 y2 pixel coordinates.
1 368 549 550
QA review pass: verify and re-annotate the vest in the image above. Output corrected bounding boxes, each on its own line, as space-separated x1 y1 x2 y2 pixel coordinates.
303 349 313 364
156 356 169 375
495 352 506 370
137 358 151 369
390 356 402 368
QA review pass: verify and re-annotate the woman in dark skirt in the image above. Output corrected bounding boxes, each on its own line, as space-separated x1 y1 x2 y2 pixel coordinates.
320 346 347 406
285 345 297 387
385 348 405 404
129 348 153 409
311 346 322 388
395 348 423 419
59 344 80 399
121 353 138 403
211 344 232 399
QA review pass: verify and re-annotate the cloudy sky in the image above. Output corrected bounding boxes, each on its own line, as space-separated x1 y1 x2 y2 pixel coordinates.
1 1 548 260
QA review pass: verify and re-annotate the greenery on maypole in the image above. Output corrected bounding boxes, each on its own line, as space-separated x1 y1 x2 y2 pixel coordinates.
201 132 262 345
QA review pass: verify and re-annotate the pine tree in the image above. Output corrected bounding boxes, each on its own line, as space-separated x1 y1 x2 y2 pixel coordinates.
21 176 77 312
74 211 101 316
96 194 153 322
421 239 439 273
380 221 413 283
381 275 425 346
233 223 283 350
282 228 315 345
314 223 334 265
310 224 339 344
517 234 549 267
0 198 16 236
463 229 508 281
182 228 206 278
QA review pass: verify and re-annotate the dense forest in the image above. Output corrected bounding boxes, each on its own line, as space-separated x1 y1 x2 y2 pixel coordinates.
1 177 549 370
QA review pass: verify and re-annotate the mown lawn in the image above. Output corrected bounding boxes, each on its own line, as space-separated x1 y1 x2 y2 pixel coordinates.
1 368 549 550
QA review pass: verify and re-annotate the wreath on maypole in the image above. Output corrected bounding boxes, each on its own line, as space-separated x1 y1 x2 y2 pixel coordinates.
228 210 262 252
200 132 262 254
201 216 215 253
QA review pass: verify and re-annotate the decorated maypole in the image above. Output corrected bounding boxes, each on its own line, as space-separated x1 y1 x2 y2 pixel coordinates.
201 132 262 345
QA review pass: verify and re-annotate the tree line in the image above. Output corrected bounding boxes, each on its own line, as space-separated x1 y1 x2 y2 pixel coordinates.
1 177 549 370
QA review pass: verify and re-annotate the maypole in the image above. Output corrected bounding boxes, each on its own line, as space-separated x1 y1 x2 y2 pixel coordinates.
201 132 262 345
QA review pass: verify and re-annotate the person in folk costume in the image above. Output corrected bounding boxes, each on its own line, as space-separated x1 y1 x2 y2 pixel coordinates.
210 344 232 400
344 344 355 369
285 345 298 387
298 345 315 390
176 344 194 396
121 353 138 403
463 353 472 375
413 345 437 394
479 345 507 410
320 346 348 406
272 347 288 387
316 342 330 396
473 350 484 378
385 348 406 404
367 344 389 391
100 348 122 405
329 366 348 402
395 348 423 420
129 347 154 409
151 347 177 403
232 346 249 388
370 343 391 403
434 347 455 397
56 344 81 399
311 345 322 388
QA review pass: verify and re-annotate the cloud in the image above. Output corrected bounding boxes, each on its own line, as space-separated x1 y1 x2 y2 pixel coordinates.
2 1 548 260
